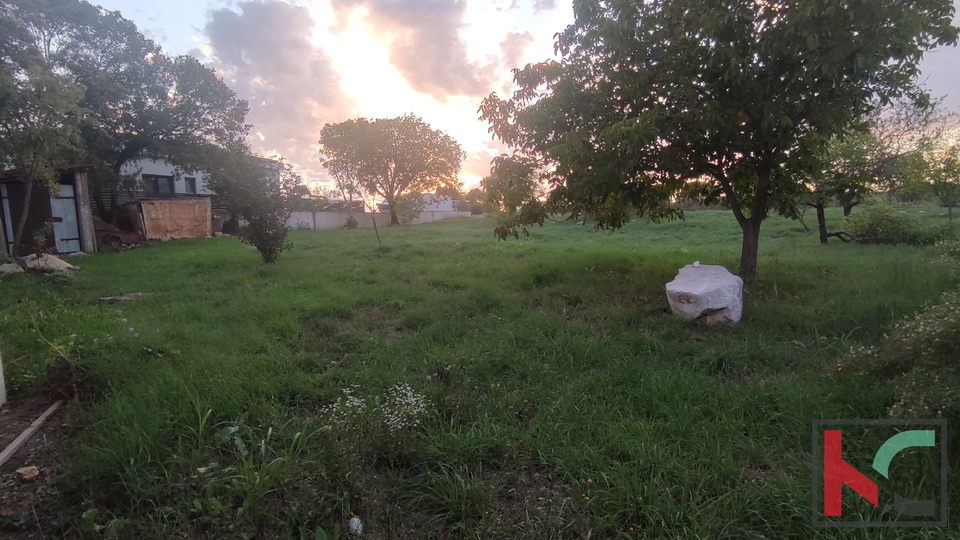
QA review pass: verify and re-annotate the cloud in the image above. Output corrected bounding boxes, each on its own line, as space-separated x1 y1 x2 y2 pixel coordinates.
533 0 557 12
203 0 354 180
500 31 534 71
330 0 495 101
462 140 511 179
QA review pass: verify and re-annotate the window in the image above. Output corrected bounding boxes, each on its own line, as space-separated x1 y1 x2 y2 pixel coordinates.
143 174 174 194
184 177 197 194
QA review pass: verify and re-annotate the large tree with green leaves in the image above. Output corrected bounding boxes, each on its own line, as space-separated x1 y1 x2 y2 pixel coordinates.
1 0 250 221
319 114 465 225
0 9 87 265
479 0 957 282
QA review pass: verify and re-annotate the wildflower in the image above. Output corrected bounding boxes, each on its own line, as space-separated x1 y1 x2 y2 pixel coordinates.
426 375 432 381
134 333 139 338
128 327 134 332
121 318 127 323
156 328 160 334
108 336 113 341
93 338 98 344
445 365 452 371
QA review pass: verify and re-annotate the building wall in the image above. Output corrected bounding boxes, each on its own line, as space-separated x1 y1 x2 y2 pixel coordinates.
423 195 453 212
120 158 213 195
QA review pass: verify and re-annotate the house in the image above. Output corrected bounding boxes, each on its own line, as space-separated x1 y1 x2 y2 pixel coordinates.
118 157 282 228
119 158 215 198
0 166 97 256
423 195 453 212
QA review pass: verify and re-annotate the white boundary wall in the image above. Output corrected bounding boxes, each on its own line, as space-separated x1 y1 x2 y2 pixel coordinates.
287 210 471 230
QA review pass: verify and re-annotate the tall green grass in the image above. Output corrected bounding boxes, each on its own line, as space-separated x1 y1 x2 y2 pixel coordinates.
0 206 956 538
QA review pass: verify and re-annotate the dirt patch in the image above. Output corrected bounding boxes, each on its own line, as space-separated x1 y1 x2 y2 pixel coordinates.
299 304 412 358
495 467 576 534
0 397 75 539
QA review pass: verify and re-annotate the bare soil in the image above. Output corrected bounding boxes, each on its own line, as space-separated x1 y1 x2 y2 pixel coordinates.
0 396 76 539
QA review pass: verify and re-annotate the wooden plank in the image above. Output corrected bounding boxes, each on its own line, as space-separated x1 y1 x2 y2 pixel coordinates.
0 400 62 468
0 348 6 406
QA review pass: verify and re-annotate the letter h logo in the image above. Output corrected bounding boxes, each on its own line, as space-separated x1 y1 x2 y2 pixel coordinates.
813 419 947 527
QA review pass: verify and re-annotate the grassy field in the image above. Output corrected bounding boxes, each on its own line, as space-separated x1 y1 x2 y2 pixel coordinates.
1 206 958 538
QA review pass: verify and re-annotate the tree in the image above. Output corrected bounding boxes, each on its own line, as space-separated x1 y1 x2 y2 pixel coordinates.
204 151 292 264
317 121 365 220
929 143 960 222
0 21 87 266
479 0 957 282
795 128 880 245
1 0 251 221
319 114 465 225
481 154 546 239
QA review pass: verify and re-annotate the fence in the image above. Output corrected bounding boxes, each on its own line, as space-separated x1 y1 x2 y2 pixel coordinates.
286 210 472 230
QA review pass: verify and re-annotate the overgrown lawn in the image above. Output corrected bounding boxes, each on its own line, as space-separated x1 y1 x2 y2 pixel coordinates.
1 207 957 538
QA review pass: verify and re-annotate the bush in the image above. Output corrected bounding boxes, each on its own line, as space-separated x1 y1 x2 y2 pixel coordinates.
237 196 292 264
394 194 427 225
843 204 951 245
342 214 358 230
836 292 960 419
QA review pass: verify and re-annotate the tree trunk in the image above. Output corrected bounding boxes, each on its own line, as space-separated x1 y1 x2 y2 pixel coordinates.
11 178 34 269
949 204 953 223
386 193 398 225
816 204 828 245
842 202 858 217
109 189 120 225
738 217 762 284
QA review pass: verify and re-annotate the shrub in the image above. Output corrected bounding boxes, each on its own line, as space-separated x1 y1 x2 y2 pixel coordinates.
843 204 951 245
836 292 960 419
342 214 358 230
394 194 427 225
237 200 292 264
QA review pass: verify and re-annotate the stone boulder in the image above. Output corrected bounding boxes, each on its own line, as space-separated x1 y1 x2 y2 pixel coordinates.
665 263 743 325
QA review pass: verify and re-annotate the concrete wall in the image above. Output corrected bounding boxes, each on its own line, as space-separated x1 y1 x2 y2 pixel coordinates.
287 210 471 230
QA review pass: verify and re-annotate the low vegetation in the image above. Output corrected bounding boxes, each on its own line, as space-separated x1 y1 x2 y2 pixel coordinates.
1 206 957 538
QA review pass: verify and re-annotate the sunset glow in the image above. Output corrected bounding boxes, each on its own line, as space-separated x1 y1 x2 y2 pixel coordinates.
89 0 957 192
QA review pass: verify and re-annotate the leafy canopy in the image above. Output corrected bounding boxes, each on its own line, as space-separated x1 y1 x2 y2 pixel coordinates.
319 114 465 225
1 0 251 219
480 0 958 281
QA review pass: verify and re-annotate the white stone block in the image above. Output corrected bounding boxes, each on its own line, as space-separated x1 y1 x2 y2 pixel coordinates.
665 264 743 325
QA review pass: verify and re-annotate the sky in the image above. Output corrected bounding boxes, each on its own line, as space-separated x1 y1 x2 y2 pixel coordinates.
91 0 960 192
